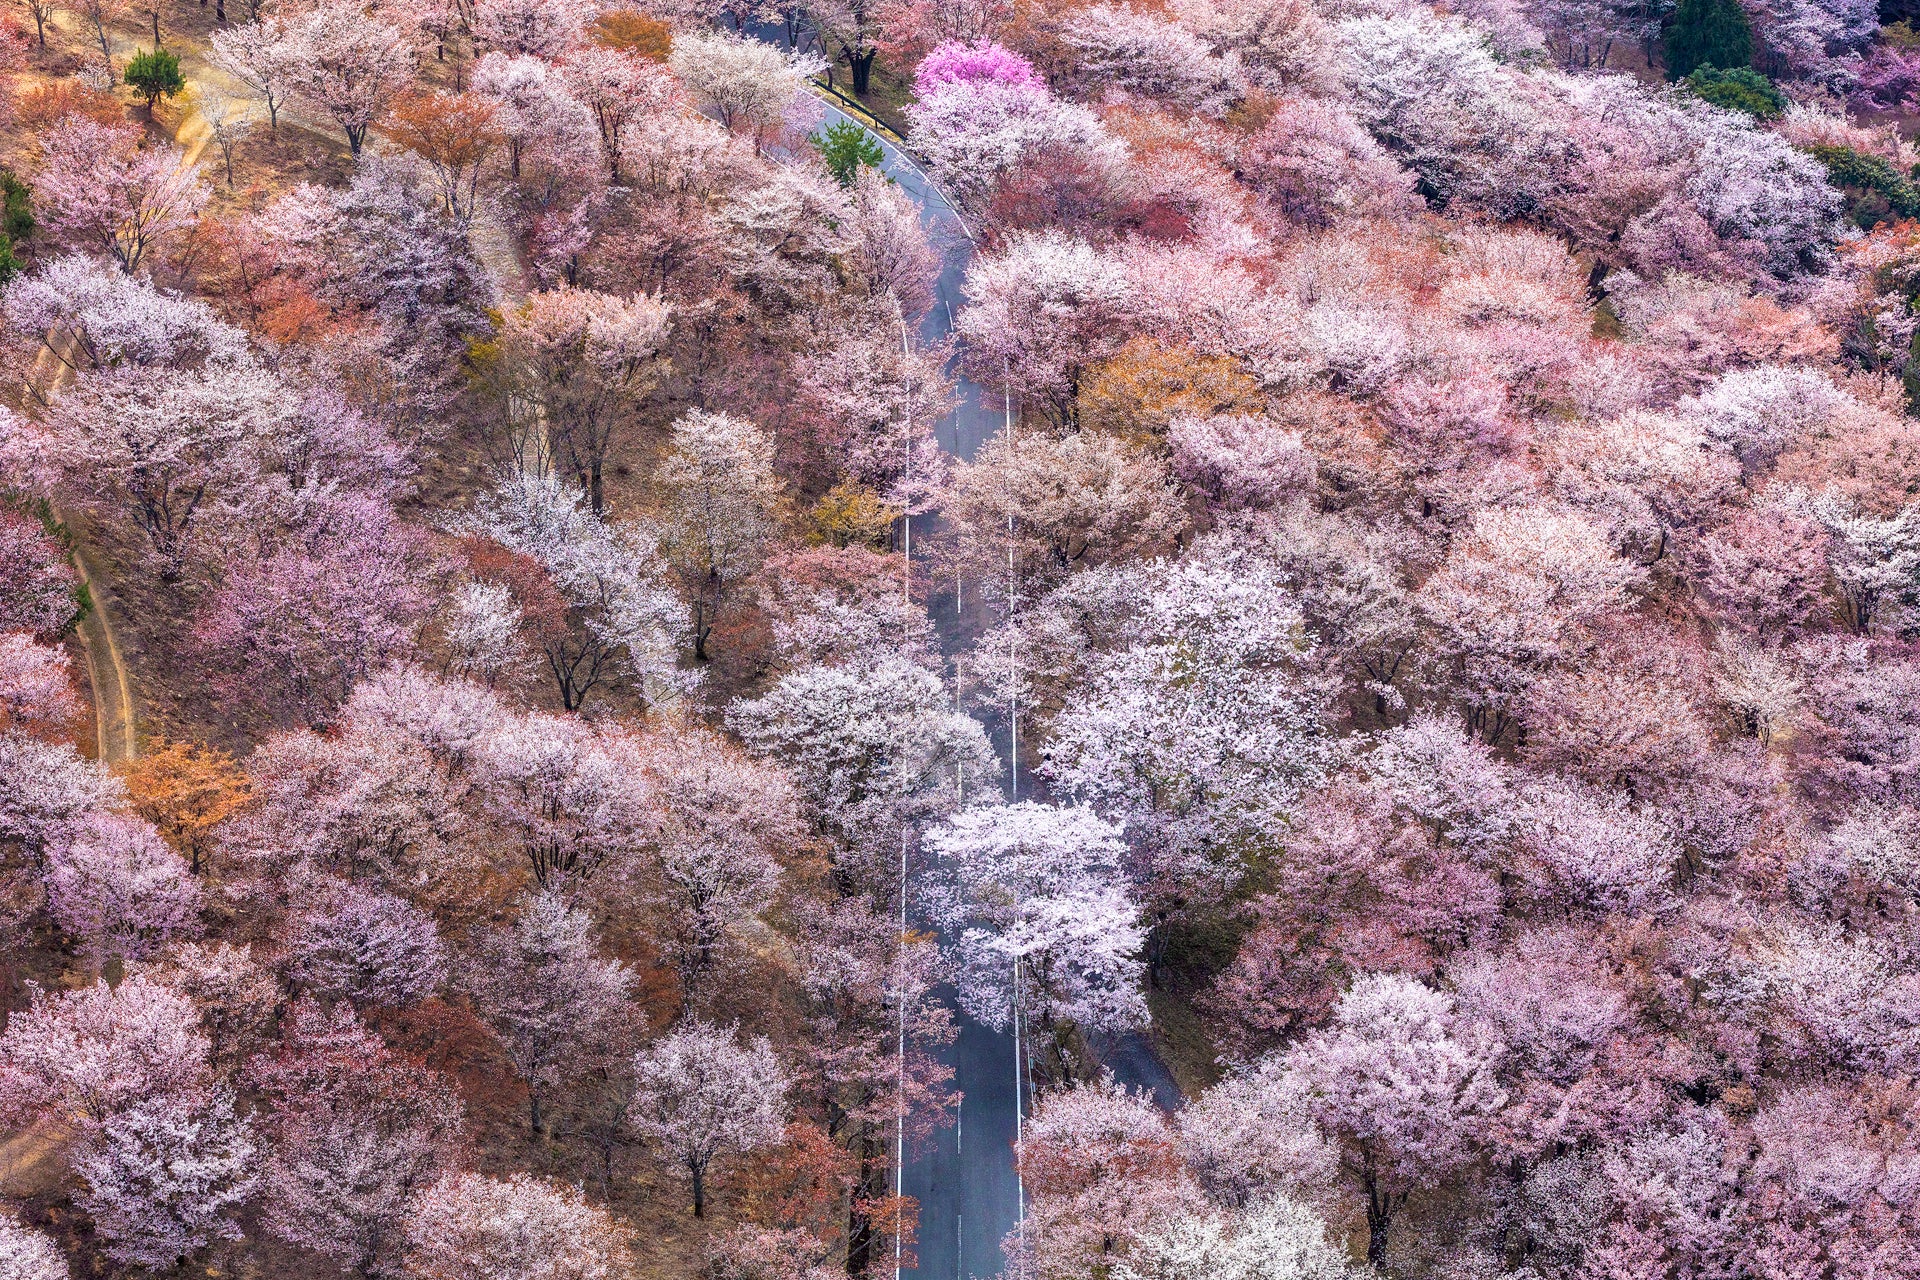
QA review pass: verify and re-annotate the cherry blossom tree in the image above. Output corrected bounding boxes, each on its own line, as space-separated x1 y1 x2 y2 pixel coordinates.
906 70 1119 213
460 472 686 709
944 427 1185 594
273 1 418 155
1110 1196 1359 1280
250 1001 467 1278
1042 547 1342 921
31 362 286 579
1059 4 1239 114
0 634 81 735
196 498 440 726
786 892 955 1273
654 409 784 661
471 52 601 189
0 1215 66 1280
72 1086 257 1271
957 231 1134 428
0 975 209 1130
402 1173 634 1280
1011 1076 1198 1280
726 656 996 890
461 891 633 1135
2 254 248 377
922 802 1149 1037
210 19 292 133
285 880 447 1007
0 733 123 850
221 714 478 900
559 45 681 183
33 119 207 273
470 0 584 57
0 506 79 637
1283 973 1505 1266
670 31 823 148
443 578 529 685
491 288 672 515
44 810 202 974
151 942 280 1074
630 1019 789 1217
1177 1058 1338 1210
1415 504 1645 744
473 713 654 890
632 727 801 1000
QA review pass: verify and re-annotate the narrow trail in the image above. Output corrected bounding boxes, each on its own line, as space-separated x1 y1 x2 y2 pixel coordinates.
21 320 140 764
19 8 357 765
0 1120 68 1198
65 534 138 765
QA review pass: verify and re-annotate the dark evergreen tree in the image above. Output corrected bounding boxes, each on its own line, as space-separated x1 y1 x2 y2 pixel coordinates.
1664 0 1753 78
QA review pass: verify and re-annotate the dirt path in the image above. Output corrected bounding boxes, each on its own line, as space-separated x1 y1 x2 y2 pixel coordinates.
66 534 138 764
0 1118 70 1198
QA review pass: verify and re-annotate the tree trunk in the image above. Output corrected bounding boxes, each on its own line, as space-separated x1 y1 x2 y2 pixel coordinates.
691 1161 707 1217
151 8 160 45
529 1090 543 1138
1365 1180 1395 1268
848 47 876 96
846 1141 880 1274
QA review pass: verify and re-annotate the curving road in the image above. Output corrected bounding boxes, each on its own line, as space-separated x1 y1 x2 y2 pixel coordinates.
747 46 1185 1277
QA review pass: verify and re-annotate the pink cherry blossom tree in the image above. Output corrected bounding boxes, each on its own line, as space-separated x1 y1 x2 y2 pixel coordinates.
33 120 208 274
249 1001 467 1278
472 713 656 891
632 727 802 1002
273 0 418 155
559 45 681 183
1010 1076 1200 1279
0 975 209 1130
922 801 1149 1038
33 363 281 580
1283 973 1505 1266
0 634 81 735
44 810 202 974
470 0 584 57
460 891 633 1136
71 1086 257 1271
0 506 80 637
195 496 441 725
956 231 1134 428
0 1214 66 1280
0 733 123 850
285 879 448 1007
402 1172 634 1280
630 1019 789 1217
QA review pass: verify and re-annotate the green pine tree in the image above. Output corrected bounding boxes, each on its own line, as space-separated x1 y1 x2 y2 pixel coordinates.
1664 0 1753 79
124 47 185 114
811 120 886 188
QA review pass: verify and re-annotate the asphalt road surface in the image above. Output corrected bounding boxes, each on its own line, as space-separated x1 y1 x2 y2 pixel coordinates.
747 46 1182 1275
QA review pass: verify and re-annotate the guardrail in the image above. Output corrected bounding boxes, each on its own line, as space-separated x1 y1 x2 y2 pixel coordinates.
809 75 908 145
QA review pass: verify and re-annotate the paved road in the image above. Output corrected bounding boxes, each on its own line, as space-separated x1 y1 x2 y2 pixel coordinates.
746 53 1192 1277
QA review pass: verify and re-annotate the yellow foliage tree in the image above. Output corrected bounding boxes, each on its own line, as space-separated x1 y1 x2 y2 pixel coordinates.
591 10 674 60
1079 337 1266 446
806 482 901 549
118 738 249 875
